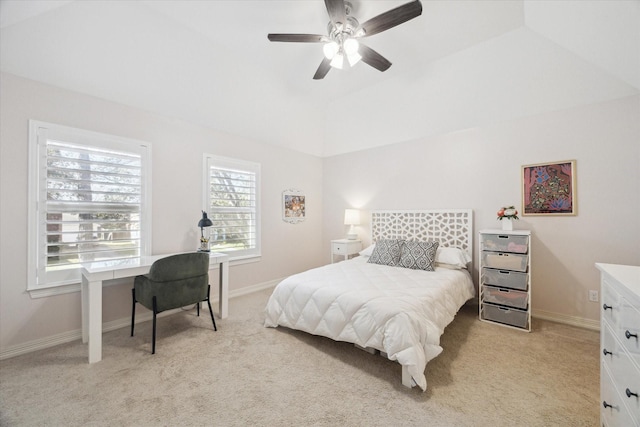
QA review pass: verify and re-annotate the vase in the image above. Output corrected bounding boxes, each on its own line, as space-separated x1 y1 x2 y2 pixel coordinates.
501 219 513 231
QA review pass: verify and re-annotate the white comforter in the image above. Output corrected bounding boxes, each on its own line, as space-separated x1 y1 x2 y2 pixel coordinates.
264 257 475 391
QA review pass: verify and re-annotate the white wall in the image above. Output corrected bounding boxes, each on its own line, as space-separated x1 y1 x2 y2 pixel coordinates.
0 73 324 352
323 95 640 326
1 70 638 355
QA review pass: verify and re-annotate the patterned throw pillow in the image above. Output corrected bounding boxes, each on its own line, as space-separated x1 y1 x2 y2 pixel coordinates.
367 239 402 266
399 240 439 271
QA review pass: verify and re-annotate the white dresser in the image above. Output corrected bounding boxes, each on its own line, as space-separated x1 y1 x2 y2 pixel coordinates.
597 263 640 427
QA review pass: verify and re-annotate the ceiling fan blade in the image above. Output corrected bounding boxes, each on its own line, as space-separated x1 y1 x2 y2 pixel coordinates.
359 44 392 72
313 57 332 80
324 0 346 27
359 0 422 38
268 34 327 43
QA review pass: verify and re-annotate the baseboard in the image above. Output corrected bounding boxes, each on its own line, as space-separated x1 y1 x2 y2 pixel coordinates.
467 300 600 331
532 309 600 331
0 278 283 361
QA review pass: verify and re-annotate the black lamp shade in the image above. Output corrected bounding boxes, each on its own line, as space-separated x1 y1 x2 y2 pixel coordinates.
198 211 213 228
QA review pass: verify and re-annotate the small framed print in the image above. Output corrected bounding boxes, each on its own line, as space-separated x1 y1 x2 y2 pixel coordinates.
522 160 576 216
282 188 305 224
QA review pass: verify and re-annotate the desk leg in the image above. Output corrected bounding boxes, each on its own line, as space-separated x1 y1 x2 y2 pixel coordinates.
87 278 103 363
219 261 229 319
81 276 89 344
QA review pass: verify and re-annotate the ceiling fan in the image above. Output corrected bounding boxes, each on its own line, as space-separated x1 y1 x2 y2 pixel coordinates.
268 0 423 80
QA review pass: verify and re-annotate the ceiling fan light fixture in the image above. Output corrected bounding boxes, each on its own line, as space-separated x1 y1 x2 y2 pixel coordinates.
323 41 339 59
347 51 362 67
343 38 359 56
330 52 344 69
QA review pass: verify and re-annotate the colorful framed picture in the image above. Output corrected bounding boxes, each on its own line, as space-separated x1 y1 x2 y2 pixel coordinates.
522 160 576 216
282 188 305 223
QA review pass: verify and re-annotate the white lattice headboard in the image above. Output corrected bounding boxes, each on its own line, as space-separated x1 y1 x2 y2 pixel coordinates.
371 209 473 267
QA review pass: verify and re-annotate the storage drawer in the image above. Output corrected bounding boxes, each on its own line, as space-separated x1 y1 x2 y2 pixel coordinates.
483 286 528 310
602 280 622 328
618 297 640 372
482 303 528 328
602 323 640 422
482 252 528 272
601 362 637 427
481 234 529 254
482 268 528 291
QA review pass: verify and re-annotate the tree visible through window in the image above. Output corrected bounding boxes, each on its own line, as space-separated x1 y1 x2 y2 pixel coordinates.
205 155 260 259
46 141 142 269
29 121 151 291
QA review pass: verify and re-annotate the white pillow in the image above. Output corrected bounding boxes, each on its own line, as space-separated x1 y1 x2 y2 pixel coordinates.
359 244 375 257
435 247 471 269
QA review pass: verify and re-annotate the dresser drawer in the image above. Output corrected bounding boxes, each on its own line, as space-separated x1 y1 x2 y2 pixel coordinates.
482 285 528 310
602 323 640 423
619 297 640 368
481 303 528 329
601 362 638 427
482 252 528 272
602 280 622 328
482 268 528 291
481 233 529 254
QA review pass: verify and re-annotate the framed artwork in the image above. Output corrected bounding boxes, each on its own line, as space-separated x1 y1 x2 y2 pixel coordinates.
282 188 305 224
522 160 576 216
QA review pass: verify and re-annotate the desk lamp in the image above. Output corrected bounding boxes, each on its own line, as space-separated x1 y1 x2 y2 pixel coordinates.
198 211 213 252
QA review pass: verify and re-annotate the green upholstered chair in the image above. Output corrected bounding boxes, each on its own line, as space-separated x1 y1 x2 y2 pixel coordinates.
131 252 217 354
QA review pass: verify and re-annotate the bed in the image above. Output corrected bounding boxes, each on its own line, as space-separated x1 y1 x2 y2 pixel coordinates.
264 210 475 391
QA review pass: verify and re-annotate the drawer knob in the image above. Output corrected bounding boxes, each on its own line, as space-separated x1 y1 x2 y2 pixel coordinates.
625 330 638 340
626 388 639 398
603 401 615 409
603 348 613 356
602 303 612 311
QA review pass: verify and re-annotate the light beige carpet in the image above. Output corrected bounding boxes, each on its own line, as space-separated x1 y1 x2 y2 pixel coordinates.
0 288 599 426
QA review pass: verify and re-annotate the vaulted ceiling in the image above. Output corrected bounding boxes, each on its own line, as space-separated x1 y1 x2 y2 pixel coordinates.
1 0 638 157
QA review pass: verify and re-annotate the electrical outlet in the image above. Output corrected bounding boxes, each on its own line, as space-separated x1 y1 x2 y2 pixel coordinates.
589 290 599 302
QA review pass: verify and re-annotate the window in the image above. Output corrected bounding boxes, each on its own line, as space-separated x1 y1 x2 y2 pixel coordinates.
204 154 260 260
28 121 151 294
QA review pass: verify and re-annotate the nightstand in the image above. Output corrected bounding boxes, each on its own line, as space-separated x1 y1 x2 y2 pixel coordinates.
331 239 362 263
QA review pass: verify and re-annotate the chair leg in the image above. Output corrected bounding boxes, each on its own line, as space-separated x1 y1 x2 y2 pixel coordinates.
131 288 136 337
152 296 158 355
206 285 217 331
196 301 200 317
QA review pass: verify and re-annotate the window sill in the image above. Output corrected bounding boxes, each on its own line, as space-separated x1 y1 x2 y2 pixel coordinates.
28 283 80 299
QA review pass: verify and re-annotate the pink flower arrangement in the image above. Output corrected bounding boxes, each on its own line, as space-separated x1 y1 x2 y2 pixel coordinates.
497 206 519 221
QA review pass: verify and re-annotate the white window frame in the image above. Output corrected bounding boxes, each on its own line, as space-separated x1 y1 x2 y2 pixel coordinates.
203 154 261 262
28 120 152 297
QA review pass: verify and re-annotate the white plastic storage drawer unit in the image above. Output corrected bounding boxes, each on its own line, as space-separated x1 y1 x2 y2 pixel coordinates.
483 285 529 310
482 252 528 272
482 268 528 291
479 229 532 332
482 303 528 329
481 233 529 254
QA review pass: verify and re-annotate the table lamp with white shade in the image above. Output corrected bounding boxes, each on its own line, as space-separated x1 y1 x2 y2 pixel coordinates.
344 209 360 240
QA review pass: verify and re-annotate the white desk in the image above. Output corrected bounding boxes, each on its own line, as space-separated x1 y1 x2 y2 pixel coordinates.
80 252 229 363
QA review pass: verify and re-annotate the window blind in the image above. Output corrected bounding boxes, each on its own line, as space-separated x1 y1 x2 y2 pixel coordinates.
45 140 142 270
29 120 151 292
206 155 260 259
